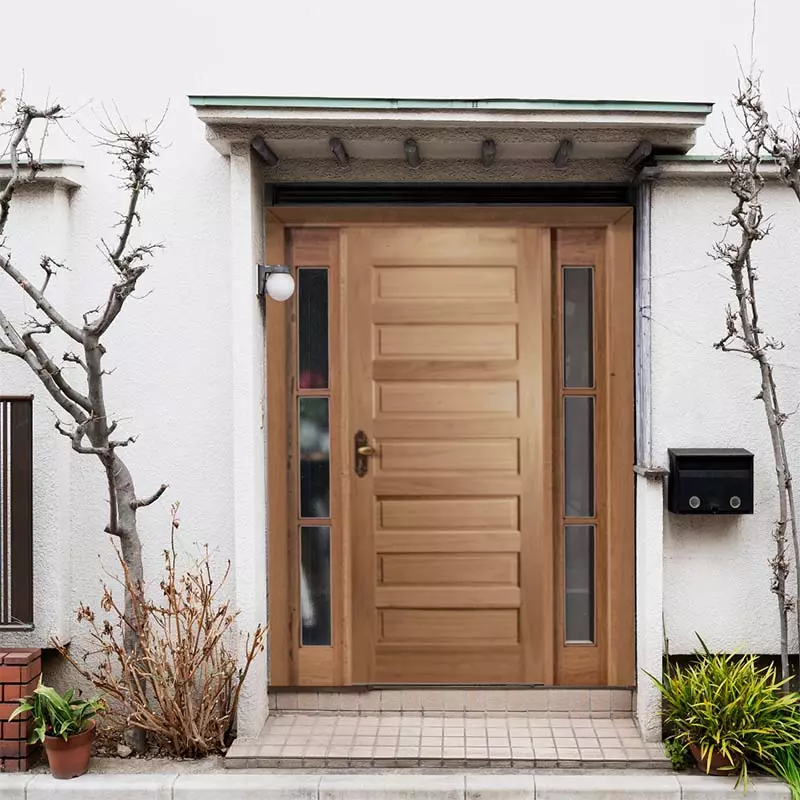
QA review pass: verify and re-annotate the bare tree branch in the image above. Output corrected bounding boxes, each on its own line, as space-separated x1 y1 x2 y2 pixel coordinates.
0 250 84 342
713 72 800 681
133 484 169 509
0 102 63 237
0 98 168 753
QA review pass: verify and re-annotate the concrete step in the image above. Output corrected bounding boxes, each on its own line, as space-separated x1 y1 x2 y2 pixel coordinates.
0 771 791 798
269 688 634 717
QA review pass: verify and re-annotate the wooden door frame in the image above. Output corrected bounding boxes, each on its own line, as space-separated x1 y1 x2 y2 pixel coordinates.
266 206 635 688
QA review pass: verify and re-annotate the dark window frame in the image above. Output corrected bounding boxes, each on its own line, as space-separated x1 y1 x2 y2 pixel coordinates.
0 396 33 628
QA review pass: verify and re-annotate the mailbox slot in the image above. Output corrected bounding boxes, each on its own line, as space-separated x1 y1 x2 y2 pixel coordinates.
667 448 754 515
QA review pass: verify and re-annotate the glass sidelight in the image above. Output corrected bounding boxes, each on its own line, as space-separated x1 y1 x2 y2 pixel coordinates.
298 269 329 389
562 267 594 388
298 397 330 518
295 266 333 648
563 396 595 518
564 525 595 643
561 265 597 645
300 526 332 646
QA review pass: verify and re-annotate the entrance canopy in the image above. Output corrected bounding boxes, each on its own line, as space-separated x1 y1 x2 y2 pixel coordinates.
188 96 712 182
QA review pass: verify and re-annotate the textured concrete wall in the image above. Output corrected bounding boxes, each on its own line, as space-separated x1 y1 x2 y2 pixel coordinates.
652 179 800 656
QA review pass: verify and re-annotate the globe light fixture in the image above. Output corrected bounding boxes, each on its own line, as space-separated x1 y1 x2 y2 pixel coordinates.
258 264 295 302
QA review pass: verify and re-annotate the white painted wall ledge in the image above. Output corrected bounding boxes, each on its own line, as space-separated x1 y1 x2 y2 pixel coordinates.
0 771 791 799
0 160 84 188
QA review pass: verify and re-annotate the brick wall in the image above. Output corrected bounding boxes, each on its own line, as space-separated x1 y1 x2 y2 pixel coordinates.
0 649 41 772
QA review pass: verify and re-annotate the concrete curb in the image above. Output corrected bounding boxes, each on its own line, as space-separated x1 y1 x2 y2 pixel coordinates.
0 772 791 798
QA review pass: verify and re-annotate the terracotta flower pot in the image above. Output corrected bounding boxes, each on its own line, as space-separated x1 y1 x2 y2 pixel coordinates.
690 743 738 776
44 720 96 779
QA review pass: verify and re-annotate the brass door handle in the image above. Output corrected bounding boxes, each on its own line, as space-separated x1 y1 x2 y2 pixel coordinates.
354 431 374 477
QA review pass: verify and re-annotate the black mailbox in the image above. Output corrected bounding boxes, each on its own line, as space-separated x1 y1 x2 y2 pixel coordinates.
667 448 754 515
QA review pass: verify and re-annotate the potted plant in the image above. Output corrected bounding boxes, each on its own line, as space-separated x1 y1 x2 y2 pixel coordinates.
10 682 105 779
648 637 800 791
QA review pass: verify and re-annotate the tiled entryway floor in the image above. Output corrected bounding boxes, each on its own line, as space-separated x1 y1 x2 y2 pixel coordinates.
227 714 668 769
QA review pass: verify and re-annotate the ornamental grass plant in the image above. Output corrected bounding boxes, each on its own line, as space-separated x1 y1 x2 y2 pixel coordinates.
648 636 800 796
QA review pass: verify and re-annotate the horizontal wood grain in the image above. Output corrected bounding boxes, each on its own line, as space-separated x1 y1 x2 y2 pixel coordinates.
377 585 521 608
272 206 630 227
375 474 522 496
374 644 523 683
380 609 520 643
373 300 519 324
376 324 517 359
375 417 522 439
367 228 518 265
376 530 522 553
379 439 518 473
373 360 520 381
380 497 519 530
378 381 518 416
375 266 517 301
380 553 519 585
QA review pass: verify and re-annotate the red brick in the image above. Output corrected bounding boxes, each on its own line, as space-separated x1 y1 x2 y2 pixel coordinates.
0 703 28 722
2 720 31 739
22 661 41 683
3 685 20 702
0 752 38 772
3 650 41 667
0 667 22 683
0 741 26 758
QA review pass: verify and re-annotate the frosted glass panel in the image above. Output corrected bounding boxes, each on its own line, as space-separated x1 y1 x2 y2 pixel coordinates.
563 267 594 388
299 397 330 518
564 396 595 517
300 526 332 646
565 524 595 644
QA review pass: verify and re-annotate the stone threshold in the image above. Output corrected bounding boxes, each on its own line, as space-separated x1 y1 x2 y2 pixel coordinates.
0 771 791 798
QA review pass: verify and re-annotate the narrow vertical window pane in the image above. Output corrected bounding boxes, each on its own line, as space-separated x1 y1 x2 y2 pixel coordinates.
299 397 330 518
298 268 329 389
300 526 332 646
565 524 595 643
564 396 595 517
563 267 594 388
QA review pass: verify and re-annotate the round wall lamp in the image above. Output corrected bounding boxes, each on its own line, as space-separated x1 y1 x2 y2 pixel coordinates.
258 264 295 301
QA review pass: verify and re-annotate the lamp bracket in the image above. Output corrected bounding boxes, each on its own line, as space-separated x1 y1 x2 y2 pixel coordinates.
257 263 291 296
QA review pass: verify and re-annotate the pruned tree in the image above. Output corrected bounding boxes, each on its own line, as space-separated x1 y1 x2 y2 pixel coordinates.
713 72 800 681
0 99 167 730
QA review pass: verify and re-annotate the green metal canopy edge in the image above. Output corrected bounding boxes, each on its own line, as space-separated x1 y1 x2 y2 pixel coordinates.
188 96 714 114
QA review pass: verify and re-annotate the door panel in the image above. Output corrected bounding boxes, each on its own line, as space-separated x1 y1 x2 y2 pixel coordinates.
347 227 550 684
268 211 635 689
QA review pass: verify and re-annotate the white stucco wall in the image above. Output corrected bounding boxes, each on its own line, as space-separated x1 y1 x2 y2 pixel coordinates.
653 179 800 656
1 0 800 740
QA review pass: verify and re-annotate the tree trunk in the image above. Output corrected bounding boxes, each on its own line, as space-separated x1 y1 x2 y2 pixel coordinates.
104 452 148 754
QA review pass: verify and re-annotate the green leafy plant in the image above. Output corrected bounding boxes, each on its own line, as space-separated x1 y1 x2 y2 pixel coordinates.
663 736 692 771
647 636 800 792
770 746 800 800
10 682 105 743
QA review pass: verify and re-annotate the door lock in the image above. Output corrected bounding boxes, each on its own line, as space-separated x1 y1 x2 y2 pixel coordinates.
354 430 374 477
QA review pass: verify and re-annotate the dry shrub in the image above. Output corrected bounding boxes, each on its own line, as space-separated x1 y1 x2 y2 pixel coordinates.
57 503 265 757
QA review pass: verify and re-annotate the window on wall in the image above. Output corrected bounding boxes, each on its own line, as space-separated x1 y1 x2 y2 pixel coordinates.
0 397 33 627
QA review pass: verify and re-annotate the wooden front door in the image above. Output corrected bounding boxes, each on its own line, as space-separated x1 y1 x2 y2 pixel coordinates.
267 209 634 688
347 227 550 684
